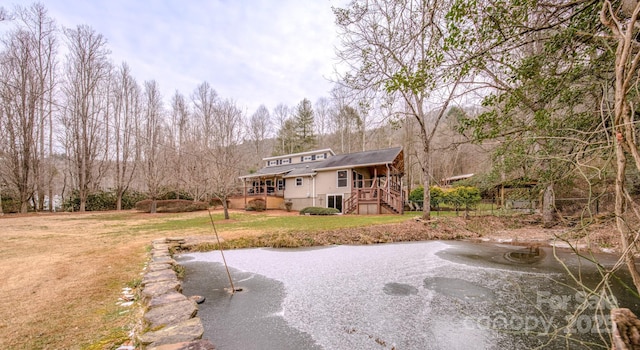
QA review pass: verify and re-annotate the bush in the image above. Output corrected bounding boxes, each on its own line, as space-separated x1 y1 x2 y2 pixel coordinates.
299 207 340 215
120 191 147 209
453 186 482 211
134 199 209 213
409 186 446 210
210 197 225 208
1 193 21 213
245 199 266 211
62 190 148 211
409 186 424 202
430 186 445 209
159 190 194 201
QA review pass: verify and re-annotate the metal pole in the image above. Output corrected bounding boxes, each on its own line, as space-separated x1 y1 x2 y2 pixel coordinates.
208 209 237 293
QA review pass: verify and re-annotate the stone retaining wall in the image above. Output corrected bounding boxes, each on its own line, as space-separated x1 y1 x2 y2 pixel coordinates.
137 237 217 350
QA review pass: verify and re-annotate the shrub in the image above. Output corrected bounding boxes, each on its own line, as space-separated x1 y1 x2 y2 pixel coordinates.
120 191 147 209
409 186 446 210
430 186 445 210
62 190 148 211
159 190 194 201
134 199 209 213
299 207 340 215
409 186 423 202
210 197 225 208
246 199 266 211
1 193 21 213
452 186 482 213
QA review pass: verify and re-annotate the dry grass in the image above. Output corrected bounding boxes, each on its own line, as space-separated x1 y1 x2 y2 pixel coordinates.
0 209 617 349
0 210 204 349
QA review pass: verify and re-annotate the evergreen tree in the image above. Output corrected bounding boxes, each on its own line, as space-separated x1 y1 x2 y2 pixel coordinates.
274 118 297 155
293 98 316 152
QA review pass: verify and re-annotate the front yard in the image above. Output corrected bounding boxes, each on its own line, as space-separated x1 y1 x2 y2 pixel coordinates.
0 208 613 349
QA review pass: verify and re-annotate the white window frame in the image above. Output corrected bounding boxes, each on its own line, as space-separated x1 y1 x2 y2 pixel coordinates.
327 194 343 212
296 177 303 186
281 158 290 165
337 170 348 188
303 155 313 162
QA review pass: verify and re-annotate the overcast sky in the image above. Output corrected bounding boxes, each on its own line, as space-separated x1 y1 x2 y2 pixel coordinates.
16 0 343 115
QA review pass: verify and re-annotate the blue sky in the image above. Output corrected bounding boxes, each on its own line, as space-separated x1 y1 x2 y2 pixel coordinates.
11 0 343 114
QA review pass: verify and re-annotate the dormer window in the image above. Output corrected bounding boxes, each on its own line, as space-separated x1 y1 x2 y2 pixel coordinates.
316 153 325 160
302 155 313 162
281 158 290 164
267 160 278 166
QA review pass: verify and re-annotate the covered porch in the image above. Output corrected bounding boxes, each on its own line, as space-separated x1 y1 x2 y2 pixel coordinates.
237 174 287 210
344 151 405 214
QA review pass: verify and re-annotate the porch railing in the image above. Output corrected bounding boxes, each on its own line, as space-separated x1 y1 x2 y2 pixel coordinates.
344 179 403 214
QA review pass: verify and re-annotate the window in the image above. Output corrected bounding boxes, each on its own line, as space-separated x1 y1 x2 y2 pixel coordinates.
281 158 290 165
296 177 303 186
303 155 313 162
337 170 348 187
327 194 343 212
277 179 285 190
268 160 278 166
316 153 325 160
353 171 364 188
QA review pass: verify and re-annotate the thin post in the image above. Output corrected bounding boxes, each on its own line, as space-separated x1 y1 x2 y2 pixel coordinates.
208 209 236 293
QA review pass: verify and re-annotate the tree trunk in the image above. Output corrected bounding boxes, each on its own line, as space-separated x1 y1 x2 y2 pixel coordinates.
421 143 431 221
0 192 4 216
611 308 640 350
615 140 640 292
150 198 157 214
222 199 230 220
116 191 123 211
542 183 555 228
79 194 86 212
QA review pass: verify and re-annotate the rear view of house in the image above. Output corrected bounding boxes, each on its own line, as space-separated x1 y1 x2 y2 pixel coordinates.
236 147 405 214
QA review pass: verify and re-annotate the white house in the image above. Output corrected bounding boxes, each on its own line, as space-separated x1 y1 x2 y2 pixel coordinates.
234 147 404 214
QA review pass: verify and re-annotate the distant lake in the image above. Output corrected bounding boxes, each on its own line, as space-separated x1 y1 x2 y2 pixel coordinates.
178 241 640 350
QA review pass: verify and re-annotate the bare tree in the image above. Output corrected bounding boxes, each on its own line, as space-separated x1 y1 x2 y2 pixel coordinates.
141 80 165 213
601 0 640 294
209 98 245 219
0 4 57 213
23 4 57 212
334 0 464 220
314 97 332 148
111 62 140 210
272 103 289 155
247 104 270 165
168 90 189 198
60 24 111 212
191 81 218 149
183 82 220 202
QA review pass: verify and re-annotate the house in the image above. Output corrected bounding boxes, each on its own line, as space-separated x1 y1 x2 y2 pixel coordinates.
233 147 405 214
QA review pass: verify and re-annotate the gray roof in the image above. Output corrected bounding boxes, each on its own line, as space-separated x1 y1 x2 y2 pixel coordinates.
239 160 325 179
315 147 402 170
240 147 402 179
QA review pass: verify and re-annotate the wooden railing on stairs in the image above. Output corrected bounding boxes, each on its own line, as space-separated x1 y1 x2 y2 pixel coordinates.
343 179 403 214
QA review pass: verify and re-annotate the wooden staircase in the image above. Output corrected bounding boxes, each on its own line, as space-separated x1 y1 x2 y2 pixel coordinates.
344 181 403 214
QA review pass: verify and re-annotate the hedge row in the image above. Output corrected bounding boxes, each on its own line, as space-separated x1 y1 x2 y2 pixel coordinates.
134 199 209 213
410 185 481 211
299 207 340 215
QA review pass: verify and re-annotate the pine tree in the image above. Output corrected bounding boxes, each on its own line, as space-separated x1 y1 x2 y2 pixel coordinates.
293 98 316 152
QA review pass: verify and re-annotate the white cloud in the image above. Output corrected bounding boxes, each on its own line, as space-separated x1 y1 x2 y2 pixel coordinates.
32 0 343 114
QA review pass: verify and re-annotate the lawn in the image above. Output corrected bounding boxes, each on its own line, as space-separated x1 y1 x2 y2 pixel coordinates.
0 209 424 350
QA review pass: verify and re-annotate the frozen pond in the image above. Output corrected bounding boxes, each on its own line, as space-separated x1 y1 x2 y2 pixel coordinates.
177 241 640 350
